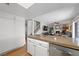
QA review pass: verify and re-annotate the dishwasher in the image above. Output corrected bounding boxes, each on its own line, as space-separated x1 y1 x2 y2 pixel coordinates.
49 44 71 56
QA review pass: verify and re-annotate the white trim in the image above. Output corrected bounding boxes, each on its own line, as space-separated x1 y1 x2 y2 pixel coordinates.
72 15 79 44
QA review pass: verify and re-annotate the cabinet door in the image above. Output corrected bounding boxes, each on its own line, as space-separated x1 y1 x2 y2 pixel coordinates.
35 45 48 56
27 39 35 55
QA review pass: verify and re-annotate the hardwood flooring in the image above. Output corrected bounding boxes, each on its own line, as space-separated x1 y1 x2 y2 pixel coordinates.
4 46 31 56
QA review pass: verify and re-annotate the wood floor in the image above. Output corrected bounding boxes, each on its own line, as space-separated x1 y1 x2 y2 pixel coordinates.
4 46 31 56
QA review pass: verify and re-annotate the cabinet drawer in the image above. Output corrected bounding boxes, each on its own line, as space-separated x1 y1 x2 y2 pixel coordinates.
34 39 49 48
27 38 35 43
27 38 49 48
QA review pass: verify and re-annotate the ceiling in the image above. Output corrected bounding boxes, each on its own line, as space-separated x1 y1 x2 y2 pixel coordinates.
0 3 79 24
0 3 30 18
32 6 76 24
26 3 79 24
18 3 34 9
27 3 78 18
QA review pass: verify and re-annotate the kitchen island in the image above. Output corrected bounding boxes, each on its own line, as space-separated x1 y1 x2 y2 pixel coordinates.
27 35 79 56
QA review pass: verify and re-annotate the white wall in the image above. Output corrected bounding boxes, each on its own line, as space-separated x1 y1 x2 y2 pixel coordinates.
32 7 75 24
31 7 75 35
27 20 33 36
0 11 25 54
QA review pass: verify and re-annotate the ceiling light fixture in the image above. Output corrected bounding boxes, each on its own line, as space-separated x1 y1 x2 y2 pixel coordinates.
18 3 34 9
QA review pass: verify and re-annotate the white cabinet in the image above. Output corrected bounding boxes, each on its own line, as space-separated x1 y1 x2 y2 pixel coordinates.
35 45 48 56
27 38 49 56
27 39 35 55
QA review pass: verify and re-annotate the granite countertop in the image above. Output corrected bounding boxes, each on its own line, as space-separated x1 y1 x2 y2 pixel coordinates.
28 35 79 51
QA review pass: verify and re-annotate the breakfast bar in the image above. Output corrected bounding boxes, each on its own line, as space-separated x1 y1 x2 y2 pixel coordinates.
27 35 79 56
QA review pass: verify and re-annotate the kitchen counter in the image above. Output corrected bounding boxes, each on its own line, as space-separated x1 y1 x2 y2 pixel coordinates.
28 35 79 51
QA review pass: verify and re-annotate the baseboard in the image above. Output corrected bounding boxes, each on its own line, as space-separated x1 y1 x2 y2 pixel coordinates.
26 51 32 56
0 46 25 56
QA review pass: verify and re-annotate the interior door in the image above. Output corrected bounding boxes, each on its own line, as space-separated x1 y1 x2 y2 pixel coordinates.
35 45 48 56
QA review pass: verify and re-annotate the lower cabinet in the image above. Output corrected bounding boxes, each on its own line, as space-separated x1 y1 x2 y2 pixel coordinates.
27 38 49 56
35 45 49 56
27 39 35 55
27 38 79 56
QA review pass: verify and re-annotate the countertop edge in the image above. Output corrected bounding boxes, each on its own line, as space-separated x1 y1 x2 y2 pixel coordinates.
28 36 79 51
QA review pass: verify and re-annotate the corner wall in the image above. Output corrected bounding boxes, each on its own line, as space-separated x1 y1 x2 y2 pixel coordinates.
0 11 25 54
